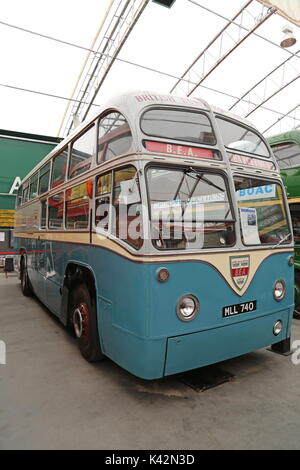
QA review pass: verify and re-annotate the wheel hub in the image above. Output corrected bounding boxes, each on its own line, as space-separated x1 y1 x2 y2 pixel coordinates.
73 302 89 338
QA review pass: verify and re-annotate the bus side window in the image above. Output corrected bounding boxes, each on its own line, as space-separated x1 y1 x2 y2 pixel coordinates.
40 199 47 229
17 185 23 207
22 184 29 204
289 203 300 243
272 142 300 169
51 148 68 189
95 172 112 232
112 166 143 249
48 192 64 230
69 125 95 179
98 112 132 162
66 183 89 230
29 174 38 200
39 162 51 195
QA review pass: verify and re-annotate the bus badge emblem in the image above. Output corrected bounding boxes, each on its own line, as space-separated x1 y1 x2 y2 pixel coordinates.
230 256 250 290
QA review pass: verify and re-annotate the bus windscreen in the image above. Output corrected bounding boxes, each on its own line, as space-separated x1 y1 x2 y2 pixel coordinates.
147 166 235 250
217 118 270 158
234 176 290 246
272 142 300 169
141 108 216 146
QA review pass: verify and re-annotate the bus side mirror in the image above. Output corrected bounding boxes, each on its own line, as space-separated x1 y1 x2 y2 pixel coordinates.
119 179 141 205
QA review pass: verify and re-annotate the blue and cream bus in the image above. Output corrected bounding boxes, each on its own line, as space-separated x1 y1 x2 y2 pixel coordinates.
14 91 294 379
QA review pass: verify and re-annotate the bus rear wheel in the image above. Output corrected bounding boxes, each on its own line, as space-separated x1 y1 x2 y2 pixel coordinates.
70 283 103 362
294 270 300 320
20 259 32 297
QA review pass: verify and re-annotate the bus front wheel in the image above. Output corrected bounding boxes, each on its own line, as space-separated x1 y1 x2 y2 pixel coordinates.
70 283 103 362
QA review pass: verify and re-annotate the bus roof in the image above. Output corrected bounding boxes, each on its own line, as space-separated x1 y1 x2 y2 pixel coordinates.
118 91 261 130
22 90 266 184
268 130 300 147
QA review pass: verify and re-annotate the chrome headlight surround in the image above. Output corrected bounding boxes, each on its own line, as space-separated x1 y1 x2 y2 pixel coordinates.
176 294 200 322
273 279 286 301
273 320 283 336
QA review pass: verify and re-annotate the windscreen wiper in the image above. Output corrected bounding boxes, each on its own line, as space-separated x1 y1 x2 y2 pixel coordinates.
272 232 292 249
187 167 225 193
173 169 202 210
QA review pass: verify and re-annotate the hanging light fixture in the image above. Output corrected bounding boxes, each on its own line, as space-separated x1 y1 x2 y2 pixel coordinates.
152 0 176 7
280 25 297 48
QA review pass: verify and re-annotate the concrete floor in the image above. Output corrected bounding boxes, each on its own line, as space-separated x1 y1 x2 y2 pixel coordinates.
0 275 300 450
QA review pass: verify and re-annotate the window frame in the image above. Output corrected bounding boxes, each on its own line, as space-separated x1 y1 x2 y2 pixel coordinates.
22 182 29 204
233 173 292 247
16 185 23 208
112 164 143 250
289 202 300 245
97 110 133 164
40 198 48 230
271 141 300 169
94 165 143 250
50 146 69 189
29 173 38 200
216 115 271 159
145 163 236 251
68 124 96 180
140 106 217 146
94 171 113 234
38 161 52 196
47 191 65 231
65 182 90 231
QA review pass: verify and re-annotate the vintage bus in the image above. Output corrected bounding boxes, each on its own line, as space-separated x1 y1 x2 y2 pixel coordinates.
268 130 300 318
14 91 294 379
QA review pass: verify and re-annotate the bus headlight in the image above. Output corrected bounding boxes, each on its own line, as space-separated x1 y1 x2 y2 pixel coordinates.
273 280 286 301
176 295 199 321
273 320 282 336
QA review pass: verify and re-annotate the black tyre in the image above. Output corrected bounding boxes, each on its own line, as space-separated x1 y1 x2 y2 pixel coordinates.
20 258 33 297
69 283 103 362
294 270 300 320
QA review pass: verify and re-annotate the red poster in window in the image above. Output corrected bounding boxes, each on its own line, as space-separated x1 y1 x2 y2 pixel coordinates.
228 153 275 170
144 140 219 160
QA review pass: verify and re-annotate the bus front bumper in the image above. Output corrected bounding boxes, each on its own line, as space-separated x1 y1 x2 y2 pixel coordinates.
164 308 292 377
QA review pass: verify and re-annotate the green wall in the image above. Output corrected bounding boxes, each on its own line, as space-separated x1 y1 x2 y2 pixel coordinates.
0 129 60 227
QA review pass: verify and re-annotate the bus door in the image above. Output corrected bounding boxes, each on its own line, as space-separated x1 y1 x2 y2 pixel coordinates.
36 237 48 304
36 238 61 314
44 192 65 315
45 240 63 314
33 199 47 303
30 236 39 288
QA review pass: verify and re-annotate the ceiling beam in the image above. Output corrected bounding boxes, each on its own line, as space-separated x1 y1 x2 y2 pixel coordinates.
187 0 300 59
263 103 300 134
170 0 276 97
245 73 300 118
230 48 300 117
61 0 150 137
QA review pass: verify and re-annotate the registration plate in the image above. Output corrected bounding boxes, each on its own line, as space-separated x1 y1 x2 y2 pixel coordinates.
222 300 257 318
